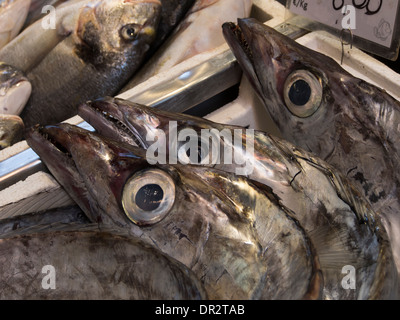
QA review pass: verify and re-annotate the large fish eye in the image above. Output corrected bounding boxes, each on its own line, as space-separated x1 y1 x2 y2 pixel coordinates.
121 169 175 225
283 70 322 118
120 24 139 41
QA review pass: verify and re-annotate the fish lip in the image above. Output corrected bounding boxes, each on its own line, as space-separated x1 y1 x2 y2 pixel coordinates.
78 97 147 148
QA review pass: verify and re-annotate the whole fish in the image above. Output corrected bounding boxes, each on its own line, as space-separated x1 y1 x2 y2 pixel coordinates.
0 0 163 128
0 113 24 149
121 0 252 92
0 206 207 299
222 18 400 275
0 0 31 49
26 121 398 299
0 62 31 115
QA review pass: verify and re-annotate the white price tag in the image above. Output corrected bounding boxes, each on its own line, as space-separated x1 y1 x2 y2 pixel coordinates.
288 0 399 49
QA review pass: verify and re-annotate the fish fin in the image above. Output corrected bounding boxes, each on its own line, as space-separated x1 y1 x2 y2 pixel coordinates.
291 148 382 234
308 225 365 270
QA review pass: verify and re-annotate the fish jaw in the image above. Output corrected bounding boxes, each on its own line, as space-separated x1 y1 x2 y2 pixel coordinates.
26 123 149 225
222 19 264 100
78 97 149 148
25 124 94 220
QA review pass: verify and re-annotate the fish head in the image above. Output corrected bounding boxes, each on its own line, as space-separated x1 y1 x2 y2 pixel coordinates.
26 122 316 299
0 113 24 149
223 18 354 155
75 0 161 68
25 122 256 228
79 96 233 166
0 62 32 115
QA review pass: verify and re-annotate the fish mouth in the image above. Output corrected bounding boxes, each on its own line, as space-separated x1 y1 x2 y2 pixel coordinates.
78 97 146 148
25 124 94 221
223 18 273 100
223 18 297 104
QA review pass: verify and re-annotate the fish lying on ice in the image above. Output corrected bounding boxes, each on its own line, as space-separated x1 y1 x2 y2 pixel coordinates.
121 0 252 92
222 18 400 275
0 113 23 149
0 205 207 299
0 62 31 115
26 121 398 299
0 0 31 49
0 0 165 128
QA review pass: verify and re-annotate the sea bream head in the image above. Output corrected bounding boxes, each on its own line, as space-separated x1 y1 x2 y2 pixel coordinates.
26 122 326 300
75 0 161 69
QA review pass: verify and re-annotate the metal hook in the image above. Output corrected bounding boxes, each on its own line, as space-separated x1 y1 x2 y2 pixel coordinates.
340 28 354 65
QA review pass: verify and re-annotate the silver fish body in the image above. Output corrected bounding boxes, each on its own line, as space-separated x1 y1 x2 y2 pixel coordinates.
222 18 400 276
0 206 207 299
26 119 399 299
0 0 31 49
0 0 162 128
0 62 31 115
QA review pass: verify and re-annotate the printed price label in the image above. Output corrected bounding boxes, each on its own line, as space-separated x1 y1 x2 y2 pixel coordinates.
288 0 399 49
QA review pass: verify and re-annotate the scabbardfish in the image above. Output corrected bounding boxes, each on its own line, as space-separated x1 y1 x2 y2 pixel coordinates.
222 18 400 276
26 118 399 299
0 205 207 299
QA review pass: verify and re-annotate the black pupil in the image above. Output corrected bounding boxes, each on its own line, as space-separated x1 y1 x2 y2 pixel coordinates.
126 27 135 38
135 184 164 211
288 79 311 106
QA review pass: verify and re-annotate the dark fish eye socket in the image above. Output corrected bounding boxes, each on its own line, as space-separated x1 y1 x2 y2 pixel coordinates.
283 70 323 118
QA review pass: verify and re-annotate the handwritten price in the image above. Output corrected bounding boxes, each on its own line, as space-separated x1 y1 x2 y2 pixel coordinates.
332 0 382 15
